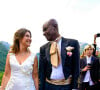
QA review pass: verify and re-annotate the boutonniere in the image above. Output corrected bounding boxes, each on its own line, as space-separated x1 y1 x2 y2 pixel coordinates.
66 46 74 56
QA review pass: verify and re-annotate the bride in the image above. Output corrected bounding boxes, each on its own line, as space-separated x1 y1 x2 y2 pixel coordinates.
1 28 38 90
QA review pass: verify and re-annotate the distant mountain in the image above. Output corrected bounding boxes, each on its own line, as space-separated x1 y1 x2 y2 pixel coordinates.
0 41 10 71
0 41 98 71
0 41 10 50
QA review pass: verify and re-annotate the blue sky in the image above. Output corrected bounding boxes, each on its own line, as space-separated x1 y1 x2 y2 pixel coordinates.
0 0 100 53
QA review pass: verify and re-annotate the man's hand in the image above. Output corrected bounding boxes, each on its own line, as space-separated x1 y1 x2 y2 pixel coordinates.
82 65 91 72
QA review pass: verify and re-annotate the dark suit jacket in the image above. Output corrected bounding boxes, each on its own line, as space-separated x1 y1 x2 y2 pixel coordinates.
80 56 99 83
92 43 97 57
39 37 80 90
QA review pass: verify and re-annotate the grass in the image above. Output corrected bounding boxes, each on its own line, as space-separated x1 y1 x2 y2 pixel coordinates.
0 72 4 85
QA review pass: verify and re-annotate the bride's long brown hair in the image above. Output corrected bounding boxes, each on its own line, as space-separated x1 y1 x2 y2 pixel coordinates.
10 28 31 54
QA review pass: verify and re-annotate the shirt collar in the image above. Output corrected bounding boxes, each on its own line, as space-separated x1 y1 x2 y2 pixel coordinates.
50 36 62 44
86 56 92 64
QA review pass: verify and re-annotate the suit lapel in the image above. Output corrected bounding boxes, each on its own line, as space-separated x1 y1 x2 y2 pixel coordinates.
46 42 51 62
91 56 94 65
45 37 74 67
61 37 69 66
84 57 87 66
85 56 94 65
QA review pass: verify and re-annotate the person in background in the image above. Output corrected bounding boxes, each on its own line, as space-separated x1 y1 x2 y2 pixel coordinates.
39 19 80 90
1 28 38 90
93 33 100 57
92 33 100 89
80 44 99 90
80 50 86 59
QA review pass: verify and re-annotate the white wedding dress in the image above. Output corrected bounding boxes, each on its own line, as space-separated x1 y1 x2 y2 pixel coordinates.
5 53 36 90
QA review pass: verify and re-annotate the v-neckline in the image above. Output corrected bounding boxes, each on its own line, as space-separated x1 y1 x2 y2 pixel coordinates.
14 53 32 66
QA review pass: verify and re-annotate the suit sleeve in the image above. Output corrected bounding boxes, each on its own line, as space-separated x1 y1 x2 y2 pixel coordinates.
39 46 46 90
80 59 83 73
93 58 99 82
71 40 80 89
96 33 100 37
92 43 96 57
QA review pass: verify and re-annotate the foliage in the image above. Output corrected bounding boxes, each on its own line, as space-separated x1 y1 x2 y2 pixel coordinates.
0 72 4 85
0 41 10 71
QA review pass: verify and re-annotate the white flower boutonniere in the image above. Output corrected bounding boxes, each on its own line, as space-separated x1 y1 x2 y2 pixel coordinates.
66 46 74 57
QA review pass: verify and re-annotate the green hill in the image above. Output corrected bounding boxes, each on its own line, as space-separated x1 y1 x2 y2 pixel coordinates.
0 71 4 85
0 41 10 71
0 41 97 72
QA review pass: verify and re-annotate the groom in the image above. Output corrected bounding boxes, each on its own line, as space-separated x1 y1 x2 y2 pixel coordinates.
39 19 80 90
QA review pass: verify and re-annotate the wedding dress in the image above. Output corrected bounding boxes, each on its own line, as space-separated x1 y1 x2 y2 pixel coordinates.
5 53 36 90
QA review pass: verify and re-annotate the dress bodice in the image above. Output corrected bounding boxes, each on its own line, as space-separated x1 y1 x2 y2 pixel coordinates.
10 53 34 76
5 53 36 90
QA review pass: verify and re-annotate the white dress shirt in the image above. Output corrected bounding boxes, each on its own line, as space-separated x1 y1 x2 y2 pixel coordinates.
50 38 65 80
83 56 94 86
